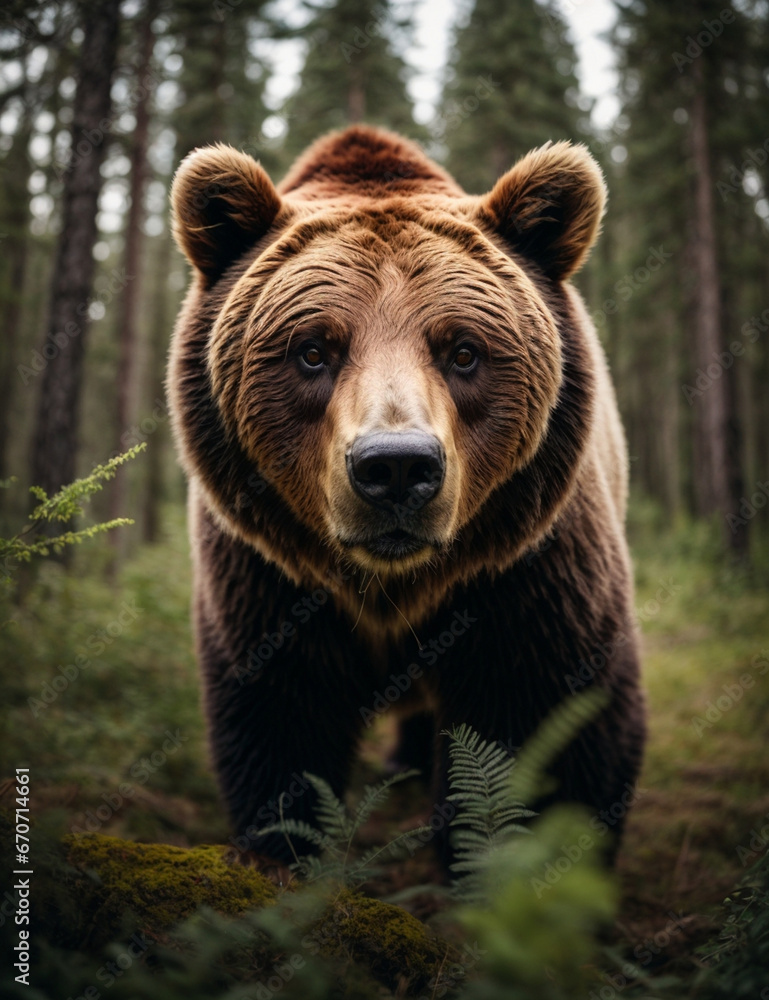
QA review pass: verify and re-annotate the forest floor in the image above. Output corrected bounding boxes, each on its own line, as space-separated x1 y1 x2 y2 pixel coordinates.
1 501 768 994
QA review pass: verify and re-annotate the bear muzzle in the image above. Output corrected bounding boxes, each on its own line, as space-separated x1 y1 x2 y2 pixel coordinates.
340 429 448 563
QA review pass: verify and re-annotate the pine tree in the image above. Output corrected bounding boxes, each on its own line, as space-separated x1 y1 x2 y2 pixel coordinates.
438 0 585 193
169 0 274 163
280 0 423 162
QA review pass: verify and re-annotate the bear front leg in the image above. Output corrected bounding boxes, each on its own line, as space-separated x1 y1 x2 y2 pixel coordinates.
426 568 645 870
200 626 371 865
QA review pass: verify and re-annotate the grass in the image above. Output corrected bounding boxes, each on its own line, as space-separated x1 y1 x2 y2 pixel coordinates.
615 504 769 966
1 498 768 993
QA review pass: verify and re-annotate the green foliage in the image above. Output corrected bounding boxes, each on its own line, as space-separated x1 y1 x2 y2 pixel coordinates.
458 807 617 1000
439 0 585 191
693 849 769 999
444 691 606 901
279 0 425 160
257 770 431 886
0 504 220 839
444 723 535 898
0 445 145 578
507 688 608 806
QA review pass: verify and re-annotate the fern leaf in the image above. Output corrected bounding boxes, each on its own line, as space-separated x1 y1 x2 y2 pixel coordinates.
352 768 421 829
302 773 354 842
255 819 330 850
354 826 432 874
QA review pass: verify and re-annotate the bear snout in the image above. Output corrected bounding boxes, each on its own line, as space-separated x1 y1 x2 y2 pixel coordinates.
346 430 445 511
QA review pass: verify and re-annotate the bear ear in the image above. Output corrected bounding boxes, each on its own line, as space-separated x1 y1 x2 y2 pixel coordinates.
171 144 282 286
478 141 606 280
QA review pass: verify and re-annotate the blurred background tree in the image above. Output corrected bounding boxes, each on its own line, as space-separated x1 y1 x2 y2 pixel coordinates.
438 0 585 191
279 0 425 159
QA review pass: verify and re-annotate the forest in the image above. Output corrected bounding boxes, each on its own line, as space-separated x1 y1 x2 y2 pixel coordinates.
0 0 768 997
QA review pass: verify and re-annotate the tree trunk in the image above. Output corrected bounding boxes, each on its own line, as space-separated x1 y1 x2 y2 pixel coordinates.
0 119 32 483
689 62 747 557
347 66 365 122
141 231 174 544
29 0 121 501
109 0 158 555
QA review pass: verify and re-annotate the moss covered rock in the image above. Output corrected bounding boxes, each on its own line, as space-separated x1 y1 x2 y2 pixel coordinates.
65 834 276 941
312 888 452 994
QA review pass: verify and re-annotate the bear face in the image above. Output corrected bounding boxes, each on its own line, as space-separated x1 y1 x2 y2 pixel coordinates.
169 127 605 638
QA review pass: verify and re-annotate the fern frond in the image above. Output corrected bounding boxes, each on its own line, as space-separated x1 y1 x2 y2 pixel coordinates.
444 694 609 901
255 819 331 850
444 723 532 845
354 826 432 874
443 724 534 899
352 768 421 830
302 773 354 842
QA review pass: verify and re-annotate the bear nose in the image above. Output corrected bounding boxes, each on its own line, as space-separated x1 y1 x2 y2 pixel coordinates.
347 431 445 510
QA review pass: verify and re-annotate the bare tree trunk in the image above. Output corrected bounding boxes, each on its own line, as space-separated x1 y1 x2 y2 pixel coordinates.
141 233 174 545
689 62 747 557
661 311 681 516
0 119 32 483
109 0 157 556
348 66 365 121
29 0 120 501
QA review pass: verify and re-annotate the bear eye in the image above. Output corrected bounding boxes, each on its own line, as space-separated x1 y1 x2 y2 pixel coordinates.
298 341 326 372
452 344 478 373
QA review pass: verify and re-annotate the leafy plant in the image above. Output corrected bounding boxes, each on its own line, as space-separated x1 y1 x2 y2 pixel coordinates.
256 770 431 886
457 806 617 1000
692 848 769 999
0 444 145 582
443 723 536 900
444 689 608 900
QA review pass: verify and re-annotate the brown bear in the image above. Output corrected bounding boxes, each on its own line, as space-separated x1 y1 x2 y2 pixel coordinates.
168 125 645 866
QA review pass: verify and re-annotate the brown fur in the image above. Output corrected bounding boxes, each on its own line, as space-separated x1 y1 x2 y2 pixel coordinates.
167 125 645 865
